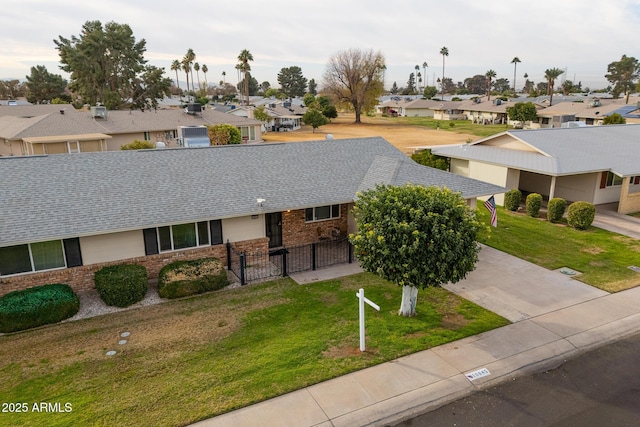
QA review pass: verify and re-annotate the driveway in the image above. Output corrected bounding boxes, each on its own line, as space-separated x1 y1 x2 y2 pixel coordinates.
593 204 640 240
443 245 608 322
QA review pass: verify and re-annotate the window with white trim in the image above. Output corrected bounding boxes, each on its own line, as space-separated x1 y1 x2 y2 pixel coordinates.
305 205 340 222
0 240 65 276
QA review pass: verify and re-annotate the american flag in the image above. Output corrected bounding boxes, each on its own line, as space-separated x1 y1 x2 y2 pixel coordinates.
483 196 497 227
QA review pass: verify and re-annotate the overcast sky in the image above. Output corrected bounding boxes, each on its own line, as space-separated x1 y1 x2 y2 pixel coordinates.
2 0 639 91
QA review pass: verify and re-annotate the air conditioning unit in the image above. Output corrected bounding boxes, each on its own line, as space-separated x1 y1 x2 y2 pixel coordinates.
177 126 210 147
91 106 107 119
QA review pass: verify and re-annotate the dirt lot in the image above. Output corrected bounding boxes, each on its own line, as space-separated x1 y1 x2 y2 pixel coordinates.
262 114 476 154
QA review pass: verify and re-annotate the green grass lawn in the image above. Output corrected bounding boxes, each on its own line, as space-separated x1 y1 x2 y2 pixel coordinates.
476 208 640 292
396 116 509 138
0 273 508 427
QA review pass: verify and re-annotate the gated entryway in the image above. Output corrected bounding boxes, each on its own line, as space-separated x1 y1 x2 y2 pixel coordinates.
227 238 354 285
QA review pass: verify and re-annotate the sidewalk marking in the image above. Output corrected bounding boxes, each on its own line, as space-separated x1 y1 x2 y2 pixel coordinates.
465 367 491 381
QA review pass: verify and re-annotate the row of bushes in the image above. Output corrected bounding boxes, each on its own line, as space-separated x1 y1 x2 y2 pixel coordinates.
0 257 228 333
502 189 595 230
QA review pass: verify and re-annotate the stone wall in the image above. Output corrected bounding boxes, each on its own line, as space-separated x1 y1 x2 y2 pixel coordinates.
281 205 351 247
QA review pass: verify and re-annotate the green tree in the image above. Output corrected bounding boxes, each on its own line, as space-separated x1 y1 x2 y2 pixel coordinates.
544 68 564 105
207 123 241 145
390 81 399 94
322 105 338 120
237 49 254 105
171 60 181 93
201 64 208 90
54 20 147 108
423 86 437 99
440 46 449 98
277 66 308 98
511 57 521 93
506 102 538 127
0 79 26 99
237 73 258 97
25 65 67 104
302 108 329 132
129 65 172 110
303 93 316 107
350 184 481 317
485 69 496 100
253 105 271 129
410 149 449 170
404 73 416 95
605 55 640 103
494 78 511 94
308 78 317 95
322 48 385 123
603 113 626 125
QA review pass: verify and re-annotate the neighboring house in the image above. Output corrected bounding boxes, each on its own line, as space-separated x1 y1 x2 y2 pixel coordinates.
0 137 504 296
432 125 640 214
230 101 306 132
0 104 262 156
532 98 640 128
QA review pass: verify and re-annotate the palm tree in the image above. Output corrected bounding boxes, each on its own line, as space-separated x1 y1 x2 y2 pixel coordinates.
171 60 181 91
414 64 420 91
511 57 521 93
544 67 565 105
194 62 201 91
181 56 191 98
237 49 254 106
485 69 496 100
185 48 196 93
222 71 226 84
439 47 449 99
201 64 208 92
422 61 428 87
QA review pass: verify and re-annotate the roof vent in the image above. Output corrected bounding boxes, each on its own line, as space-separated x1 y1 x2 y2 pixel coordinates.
90 106 107 119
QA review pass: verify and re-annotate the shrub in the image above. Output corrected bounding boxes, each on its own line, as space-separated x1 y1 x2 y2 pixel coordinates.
567 201 596 230
94 264 148 307
0 284 79 333
504 189 522 211
411 149 450 171
158 257 229 299
120 140 155 150
547 197 567 223
525 193 543 217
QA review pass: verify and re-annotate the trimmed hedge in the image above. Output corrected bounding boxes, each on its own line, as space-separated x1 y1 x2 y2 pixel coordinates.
94 264 148 307
0 284 80 333
547 197 567 223
525 193 543 217
159 257 229 299
567 201 596 230
504 189 522 211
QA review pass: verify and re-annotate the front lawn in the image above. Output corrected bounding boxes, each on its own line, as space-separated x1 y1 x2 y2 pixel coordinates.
398 116 509 138
476 208 640 292
0 273 508 427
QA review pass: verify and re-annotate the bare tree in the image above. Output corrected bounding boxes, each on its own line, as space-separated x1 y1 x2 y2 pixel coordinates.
322 48 385 123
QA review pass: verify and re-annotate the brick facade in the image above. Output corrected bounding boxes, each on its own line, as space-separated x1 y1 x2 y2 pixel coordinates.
0 238 270 297
618 177 640 214
281 204 351 247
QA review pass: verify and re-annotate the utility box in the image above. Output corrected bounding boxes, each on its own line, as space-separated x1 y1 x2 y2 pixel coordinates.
177 126 210 147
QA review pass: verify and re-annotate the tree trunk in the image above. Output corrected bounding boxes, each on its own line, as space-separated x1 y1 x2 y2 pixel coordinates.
398 285 418 317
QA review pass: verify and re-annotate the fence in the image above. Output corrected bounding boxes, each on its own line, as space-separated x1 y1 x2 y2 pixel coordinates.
227 238 354 285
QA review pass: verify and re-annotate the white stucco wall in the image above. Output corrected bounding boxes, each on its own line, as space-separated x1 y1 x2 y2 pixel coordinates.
468 161 511 205
555 174 598 203
222 215 265 242
80 230 146 265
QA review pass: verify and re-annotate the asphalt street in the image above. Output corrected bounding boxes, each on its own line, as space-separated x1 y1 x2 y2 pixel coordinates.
394 331 640 427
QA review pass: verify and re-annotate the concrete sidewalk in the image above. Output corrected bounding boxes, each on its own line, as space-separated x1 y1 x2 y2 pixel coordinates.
192 246 640 427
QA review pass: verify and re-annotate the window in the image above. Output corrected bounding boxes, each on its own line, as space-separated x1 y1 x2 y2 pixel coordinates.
0 240 67 276
156 221 216 254
305 205 340 222
605 172 623 187
143 131 151 141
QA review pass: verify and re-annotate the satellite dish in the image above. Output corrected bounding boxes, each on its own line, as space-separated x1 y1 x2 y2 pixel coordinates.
155 141 166 149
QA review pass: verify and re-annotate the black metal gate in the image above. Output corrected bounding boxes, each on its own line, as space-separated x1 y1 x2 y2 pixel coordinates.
227 239 354 285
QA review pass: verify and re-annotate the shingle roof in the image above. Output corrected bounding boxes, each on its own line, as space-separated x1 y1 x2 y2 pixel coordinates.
432 124 640 176
0 137 504 246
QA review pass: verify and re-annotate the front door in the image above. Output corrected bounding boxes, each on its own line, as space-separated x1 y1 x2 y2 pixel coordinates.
265 212 282 248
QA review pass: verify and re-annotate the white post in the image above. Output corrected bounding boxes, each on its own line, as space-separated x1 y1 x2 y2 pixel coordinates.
356 288 380 352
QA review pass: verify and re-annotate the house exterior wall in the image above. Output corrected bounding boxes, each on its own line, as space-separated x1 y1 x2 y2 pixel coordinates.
222 215 265 242
555 173 598 203
405 108 434 117
281 205 350 247
80 231 146 265
481 135 539 151
468 161 510 205
520 171 553 198
594 182 623 205
619 177 640 214
450 158 470 176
